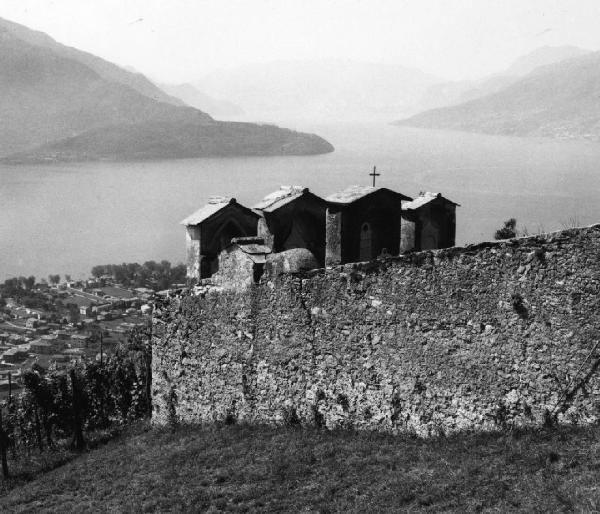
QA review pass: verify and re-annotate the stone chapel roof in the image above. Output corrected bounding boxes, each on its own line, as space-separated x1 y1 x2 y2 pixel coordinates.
252 186 308 212
401 192 460 211
180 197 258 226
180 197 232 225
326 186 410 204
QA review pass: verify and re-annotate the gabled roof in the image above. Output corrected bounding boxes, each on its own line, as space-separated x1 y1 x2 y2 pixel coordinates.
401 192 460 211
326 186 411 204
180 197 258 226
253 186 310 212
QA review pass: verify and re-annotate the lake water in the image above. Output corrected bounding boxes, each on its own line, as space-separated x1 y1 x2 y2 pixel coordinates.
1 122 600 281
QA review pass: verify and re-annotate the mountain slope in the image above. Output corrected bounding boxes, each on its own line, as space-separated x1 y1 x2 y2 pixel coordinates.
158 83 244 118
417 46 591 111
195 59 440 121
0 17 182 106
0 31 211 156
505 45 590 76
398 52 600 141
0 19 333 162
4 121 333 163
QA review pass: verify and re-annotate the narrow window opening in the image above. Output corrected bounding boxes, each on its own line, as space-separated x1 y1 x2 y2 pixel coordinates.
360 222 372 261
253 263 264 283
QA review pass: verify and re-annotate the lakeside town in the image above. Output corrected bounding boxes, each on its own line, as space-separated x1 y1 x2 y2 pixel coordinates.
0 261 187 399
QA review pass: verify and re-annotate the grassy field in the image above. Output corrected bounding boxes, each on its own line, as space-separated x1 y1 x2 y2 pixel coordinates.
0 423 599 512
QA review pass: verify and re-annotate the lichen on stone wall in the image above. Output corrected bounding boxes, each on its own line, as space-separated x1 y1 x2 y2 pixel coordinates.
153 225 600 436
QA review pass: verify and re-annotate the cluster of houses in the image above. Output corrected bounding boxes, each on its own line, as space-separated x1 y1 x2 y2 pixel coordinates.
182 184 458 289
0 278 157 395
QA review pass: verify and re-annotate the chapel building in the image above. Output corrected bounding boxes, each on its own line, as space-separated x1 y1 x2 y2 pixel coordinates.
181 183 458 287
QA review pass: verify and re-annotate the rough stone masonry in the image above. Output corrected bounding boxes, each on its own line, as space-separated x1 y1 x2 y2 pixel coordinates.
152 225 600 436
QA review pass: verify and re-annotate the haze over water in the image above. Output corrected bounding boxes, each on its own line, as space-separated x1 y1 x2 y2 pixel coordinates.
2 122 600 281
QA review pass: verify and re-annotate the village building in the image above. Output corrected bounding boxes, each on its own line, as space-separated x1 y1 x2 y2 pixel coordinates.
30 339 56 355
182 197 259 281
2 347 29 364
69 334 92 348
4 298 17 309
400 192 459 252
54 330 71 340
26 317 39 329
0 365 20 382
253 186 328 266
92 303 111 314
324 186 411 266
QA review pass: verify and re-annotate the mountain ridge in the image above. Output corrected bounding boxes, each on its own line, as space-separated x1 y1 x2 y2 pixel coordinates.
157 82 245 118
0 17 183 107
194 59 441 121
398 50 600 141
0 17 333 162
416 45 591 111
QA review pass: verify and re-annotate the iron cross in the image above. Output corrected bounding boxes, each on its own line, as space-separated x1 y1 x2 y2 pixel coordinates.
369 166 380 187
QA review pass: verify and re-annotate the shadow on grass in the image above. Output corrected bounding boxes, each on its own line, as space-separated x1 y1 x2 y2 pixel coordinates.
1 421 599 512
0 421 149 496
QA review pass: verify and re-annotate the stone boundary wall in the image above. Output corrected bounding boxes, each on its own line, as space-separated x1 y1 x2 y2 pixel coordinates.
152 225 600 436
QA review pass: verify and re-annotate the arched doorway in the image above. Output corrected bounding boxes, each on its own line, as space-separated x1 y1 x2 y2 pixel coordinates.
360 222 372 261
421 220 439 250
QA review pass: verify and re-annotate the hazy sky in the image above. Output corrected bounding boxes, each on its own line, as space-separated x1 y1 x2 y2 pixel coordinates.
2 0 600 82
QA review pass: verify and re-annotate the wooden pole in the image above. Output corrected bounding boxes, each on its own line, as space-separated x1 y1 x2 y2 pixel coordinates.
0 409 9 479
70 370 85 451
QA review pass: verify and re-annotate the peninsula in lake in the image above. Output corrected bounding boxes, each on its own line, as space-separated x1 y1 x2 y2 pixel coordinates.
0 17 333 163
398 47 600 142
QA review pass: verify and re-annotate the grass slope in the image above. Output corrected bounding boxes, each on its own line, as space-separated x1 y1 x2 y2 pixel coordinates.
1 423 599 512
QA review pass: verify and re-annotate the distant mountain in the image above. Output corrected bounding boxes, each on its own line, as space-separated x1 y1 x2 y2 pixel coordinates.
0 17 182 107
5 121 333 163
504 45 590 76
398 51 600 141
418 46 591 111
158 83 244 118
0 18 333 162
194 59 440 121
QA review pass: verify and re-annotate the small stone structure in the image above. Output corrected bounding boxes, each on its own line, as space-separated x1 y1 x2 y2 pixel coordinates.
181 197 259 280
211 237 271 290
153 224 600 436
401 192 458 252
325 186 411 266
253 186 328 266
266 248 320 276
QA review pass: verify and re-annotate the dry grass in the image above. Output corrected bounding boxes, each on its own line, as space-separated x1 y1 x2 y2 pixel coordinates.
1 423 599 512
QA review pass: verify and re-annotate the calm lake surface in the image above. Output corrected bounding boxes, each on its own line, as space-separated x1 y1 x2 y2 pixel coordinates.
1 122 600 280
